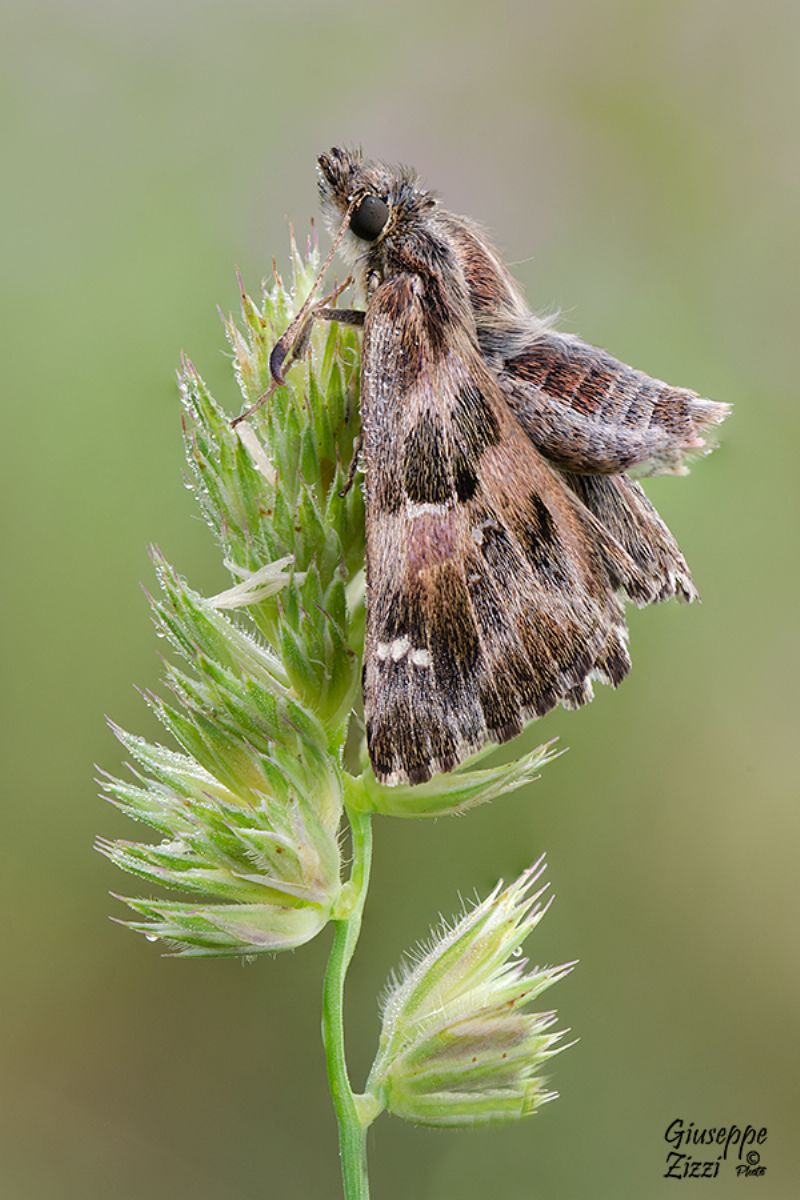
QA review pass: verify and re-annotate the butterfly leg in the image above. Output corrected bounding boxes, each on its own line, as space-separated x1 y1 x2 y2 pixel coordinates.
339 432 363 497
269 278 363 384
231 284 364 428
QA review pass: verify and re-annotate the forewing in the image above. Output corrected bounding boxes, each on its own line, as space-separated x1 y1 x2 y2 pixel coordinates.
361 275 645 786
498 331 729 477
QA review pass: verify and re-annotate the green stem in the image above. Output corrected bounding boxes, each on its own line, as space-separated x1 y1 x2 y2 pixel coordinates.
322 801 373 1200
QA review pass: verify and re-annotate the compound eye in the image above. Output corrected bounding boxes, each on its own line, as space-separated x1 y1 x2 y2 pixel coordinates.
349 195 389 241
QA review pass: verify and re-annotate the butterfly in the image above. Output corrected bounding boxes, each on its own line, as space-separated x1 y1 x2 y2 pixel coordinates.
237 146 728 786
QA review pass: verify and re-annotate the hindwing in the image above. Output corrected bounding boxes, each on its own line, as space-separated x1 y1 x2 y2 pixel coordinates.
498 331 729 477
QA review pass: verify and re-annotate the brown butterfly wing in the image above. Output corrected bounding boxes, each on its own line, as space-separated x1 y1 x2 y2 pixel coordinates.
360 275 645 785
497 331 729 477
559 472 698 604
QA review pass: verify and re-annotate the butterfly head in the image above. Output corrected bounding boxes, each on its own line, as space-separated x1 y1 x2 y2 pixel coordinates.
317 146 436 268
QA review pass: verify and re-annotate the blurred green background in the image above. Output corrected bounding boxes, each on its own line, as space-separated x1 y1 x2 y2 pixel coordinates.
2 1 798 1196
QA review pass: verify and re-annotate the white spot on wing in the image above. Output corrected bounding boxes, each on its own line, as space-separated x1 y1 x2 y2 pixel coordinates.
377 638 430 666
471 517 498 546
390 637 410 661
406 500 451 519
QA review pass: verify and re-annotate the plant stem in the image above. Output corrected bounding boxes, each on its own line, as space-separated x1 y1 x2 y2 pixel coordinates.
322 800 373 1199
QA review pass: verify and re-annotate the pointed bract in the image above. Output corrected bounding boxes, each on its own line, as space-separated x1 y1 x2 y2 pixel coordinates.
366 859 575 1126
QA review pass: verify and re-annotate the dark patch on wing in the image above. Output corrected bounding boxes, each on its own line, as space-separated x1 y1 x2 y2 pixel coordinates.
453 383 501 458
528 494 556 546
372 458 403 514
421 266 460 354
380 586 427 648
516 493 571 587
452 449 478 502
403 413 451 505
